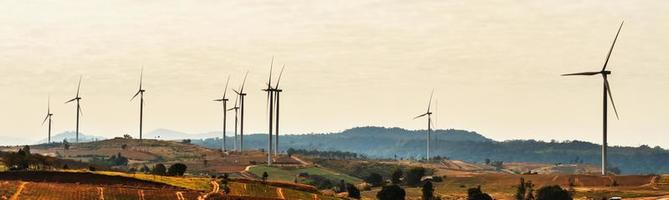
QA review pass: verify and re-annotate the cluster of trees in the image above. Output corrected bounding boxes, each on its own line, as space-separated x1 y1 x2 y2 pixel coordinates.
286 148 360 160
1 146 39 170
89 153 128 166
130 163 187 176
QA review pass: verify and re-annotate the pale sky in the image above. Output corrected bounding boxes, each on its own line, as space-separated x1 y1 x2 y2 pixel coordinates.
1 0 668 147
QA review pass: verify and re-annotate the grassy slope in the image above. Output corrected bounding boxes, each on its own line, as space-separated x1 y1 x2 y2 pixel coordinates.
95 171 213 191
249 165 363 184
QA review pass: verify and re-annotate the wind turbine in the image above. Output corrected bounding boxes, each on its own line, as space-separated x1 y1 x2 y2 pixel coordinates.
131 68 146 142
262 58 275 165
227 94 240 152
65 76 83 143
42 96 54 144
414 90 434 161
273 65 285 156
562 21 623 176
214 75 231 152
233 71 249 151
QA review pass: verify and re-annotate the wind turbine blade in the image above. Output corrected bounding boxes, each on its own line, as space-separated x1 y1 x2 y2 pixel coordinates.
76 75 82 97
414 113 428 119
42 114 49 125
78 106 83 117
65 98 77 104
240 71 249 93
139 67 144 90
131 90 141 101
213 99 223 102
561 72 601 76
268 56 274 89
275 65 285 89
602 21 624 72
223 75 230 99
427 89 434 112
605 78 620 120
47 96 51 113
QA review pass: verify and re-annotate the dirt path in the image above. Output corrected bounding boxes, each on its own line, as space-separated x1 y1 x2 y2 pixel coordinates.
276 188 285 199
291 156 310 165
137 190 145 200
97 187 104 200
198 180 220 200
9 182 27 200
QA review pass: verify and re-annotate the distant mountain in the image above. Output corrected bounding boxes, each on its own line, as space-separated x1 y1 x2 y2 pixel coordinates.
145 129 221 140
191 126 669 175
35 131 105 144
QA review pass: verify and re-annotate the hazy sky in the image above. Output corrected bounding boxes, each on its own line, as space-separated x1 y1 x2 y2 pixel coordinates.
1 0 668 147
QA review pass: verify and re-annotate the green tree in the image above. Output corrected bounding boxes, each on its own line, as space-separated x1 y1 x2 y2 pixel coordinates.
347 183 360 199
167 163 187 176
405 167 426 187
376 184 405 200
422 180 434 200
467 186 493 200
365 173 384 187
391 168 403 184
262 171 269 182
152 163 167 175
536 185 571 200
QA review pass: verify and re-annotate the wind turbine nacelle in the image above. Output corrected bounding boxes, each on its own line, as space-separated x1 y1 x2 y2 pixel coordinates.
602 71 611 75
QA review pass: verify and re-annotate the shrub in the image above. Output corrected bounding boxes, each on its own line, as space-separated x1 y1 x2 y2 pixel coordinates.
391 168 403 184
377 184 405 200
347 183 360 199
365 173 384 187
536 185 572 200
152 164 167 175
467 186 493 200
422 181 434 200
406 167 426 186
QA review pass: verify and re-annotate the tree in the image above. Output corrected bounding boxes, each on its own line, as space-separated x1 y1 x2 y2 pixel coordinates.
365 173 384 187
347 183 360 199
262 172 269 182
376 184 405 200
467 186 493 200
405 167 426 186
152 163 167 175
516 177 526 200
484 158 491 165
391 168 403 184
63 139 70 150
536 185 572 200
422 181 434 200
167 163 187 176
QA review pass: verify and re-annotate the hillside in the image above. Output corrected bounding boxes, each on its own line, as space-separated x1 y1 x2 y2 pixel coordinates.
1 138 298 176
192 127 669 175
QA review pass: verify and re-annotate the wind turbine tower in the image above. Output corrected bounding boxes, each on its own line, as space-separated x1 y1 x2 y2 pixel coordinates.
65 76 83 143
414 90 434 161
131 69 146 141
214 76 231 152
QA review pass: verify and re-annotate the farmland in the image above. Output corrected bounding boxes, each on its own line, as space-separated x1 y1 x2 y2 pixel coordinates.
248 165 363 185
0 170 344 200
